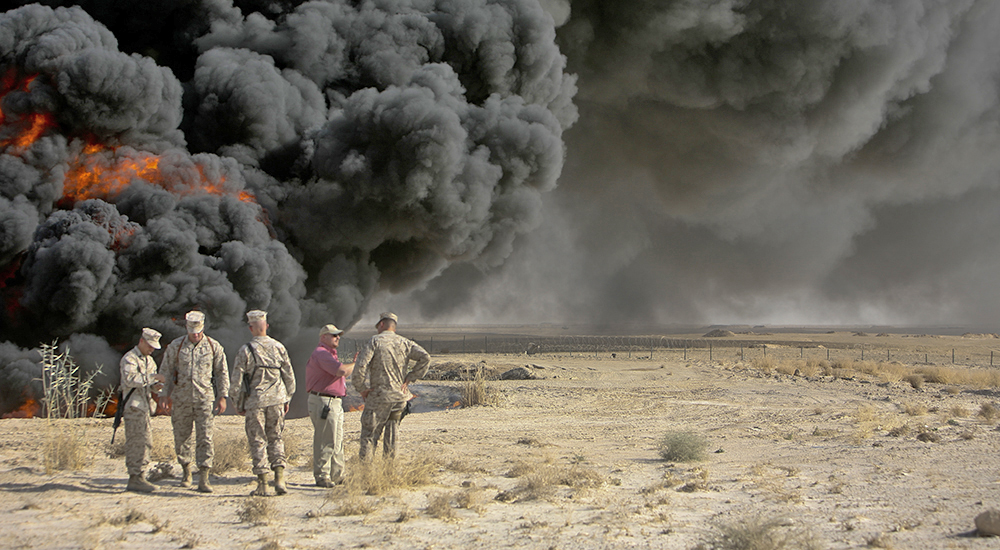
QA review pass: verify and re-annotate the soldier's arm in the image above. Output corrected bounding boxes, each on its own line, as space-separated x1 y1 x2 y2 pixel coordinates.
212 338 230 398
279 346 296 398
228 347 248 404
404 342 431 383
352 344 374 394
160 342 177 397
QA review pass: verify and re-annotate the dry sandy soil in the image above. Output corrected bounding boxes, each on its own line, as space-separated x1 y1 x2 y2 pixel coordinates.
3 330 1000 549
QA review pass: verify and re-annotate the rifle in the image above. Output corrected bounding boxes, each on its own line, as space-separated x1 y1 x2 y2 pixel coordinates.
111 388 135 444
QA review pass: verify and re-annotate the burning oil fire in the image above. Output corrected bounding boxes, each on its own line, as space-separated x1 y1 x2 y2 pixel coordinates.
1 68 255 206
1 395 40 419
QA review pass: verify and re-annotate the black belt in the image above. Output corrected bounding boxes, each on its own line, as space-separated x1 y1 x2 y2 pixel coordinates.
309 391 344 398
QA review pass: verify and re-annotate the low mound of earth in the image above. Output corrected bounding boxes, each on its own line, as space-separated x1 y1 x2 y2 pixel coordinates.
3 337 1000 549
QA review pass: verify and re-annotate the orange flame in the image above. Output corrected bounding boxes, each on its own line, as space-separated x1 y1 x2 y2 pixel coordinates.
0 70 57 152
2 396 41 419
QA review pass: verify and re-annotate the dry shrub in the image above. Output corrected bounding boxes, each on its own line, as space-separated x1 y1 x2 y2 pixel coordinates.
456 487 488 515
501 462 604 502
978 403 1000 422
901 402 927 416
950 405 970 418
658 431 709 462
331 495 378 516
774 361 799 376
236 497 275 525
43 422 88 473
751 356 776 373
425 492 456 520
903 374 924 389
914 366 955 385
887 425 910 437
334 452 438 499
694 515 823 550
852 361 880 377
212 432 248 474
461 366 502 407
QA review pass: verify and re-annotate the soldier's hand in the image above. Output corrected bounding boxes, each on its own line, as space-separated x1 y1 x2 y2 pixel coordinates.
152 373 166 384
160 395 172 410
284 402 289 415
215 397 227 415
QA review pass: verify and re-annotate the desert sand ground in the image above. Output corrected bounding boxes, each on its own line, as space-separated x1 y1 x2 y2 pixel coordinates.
3 330 1000 549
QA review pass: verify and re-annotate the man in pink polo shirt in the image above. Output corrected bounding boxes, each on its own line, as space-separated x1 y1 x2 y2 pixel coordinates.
305 324 355 487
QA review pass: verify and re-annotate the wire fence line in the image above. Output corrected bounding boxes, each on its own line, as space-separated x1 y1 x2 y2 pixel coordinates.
338 334 1000 369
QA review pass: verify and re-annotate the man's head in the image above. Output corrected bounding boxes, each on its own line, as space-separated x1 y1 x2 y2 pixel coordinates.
247 310 268 337
375 312 398 333
186 310 205 343
138 327 162 355
319 324 344 348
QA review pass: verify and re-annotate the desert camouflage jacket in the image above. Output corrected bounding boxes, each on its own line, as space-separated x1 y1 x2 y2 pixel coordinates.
120 346 158 415
229 335 296 411
352 332 430 405
160 334 228 405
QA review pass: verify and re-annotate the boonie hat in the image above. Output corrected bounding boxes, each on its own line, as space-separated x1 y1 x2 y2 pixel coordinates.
376 312 398 327
141 327 162 349
319 324 344 336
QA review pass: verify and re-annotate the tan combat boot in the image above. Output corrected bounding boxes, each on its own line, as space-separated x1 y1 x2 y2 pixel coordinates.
126 474 156 493
251 473 268 496
179 463 192 487
197 467 213 493
273 466 287 495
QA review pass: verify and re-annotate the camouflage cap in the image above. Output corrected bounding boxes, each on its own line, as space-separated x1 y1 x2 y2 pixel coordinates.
185 310 205 333
141 327 162 349
247 310 267 323
319 324 344 336
376 312 398 327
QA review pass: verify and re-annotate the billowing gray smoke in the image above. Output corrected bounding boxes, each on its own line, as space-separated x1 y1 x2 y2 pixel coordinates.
407 0 1000 327
0 0 576 411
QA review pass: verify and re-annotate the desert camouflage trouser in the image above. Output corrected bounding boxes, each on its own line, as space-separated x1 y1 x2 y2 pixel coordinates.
171 399 214 469
245 404 286 475
123 407 151 476
359 400 406 459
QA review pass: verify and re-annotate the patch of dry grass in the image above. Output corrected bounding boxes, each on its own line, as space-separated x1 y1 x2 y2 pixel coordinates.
236 497 275 525
657 431 709 462
425 492 456 520
901 401 928 416
43 421 88 473
978 403 1000 423
693 515 823 550
212 432 248 474
461 366 502 407
499 461 605 502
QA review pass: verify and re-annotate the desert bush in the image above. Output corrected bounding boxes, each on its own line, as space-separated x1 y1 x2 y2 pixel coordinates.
456 487 488 515
950 405 970 418
751 356 776 373
425 492 456 520
39 342 105 419
236 497 274 525
334 452 438 499
331 495 378 516
43 423 88 473
658 431 709 462
694 515 823 550
212 432 248 474
978 403 1000 422
903 374 923 389
774 361 798 376
461 366 501 407
901 402 927 416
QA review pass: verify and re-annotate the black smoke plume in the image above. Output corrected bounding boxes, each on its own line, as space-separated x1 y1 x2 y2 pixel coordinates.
0 0 576 411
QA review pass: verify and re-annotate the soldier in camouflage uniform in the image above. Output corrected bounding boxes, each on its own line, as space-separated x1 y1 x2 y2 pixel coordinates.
159 310 229 493
229 310 296 496
120 328 165 493
353 312 430 459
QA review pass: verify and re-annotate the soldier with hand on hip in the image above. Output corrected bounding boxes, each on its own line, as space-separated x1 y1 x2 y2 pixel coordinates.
353 312 429 460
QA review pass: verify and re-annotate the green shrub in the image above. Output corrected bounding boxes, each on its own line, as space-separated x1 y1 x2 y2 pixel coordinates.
657 431 708 462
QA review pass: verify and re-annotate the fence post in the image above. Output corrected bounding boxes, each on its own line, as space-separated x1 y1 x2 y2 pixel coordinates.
709 343 712 361
952 349 955 364
887 348 889 361
827 348 830 360
861 347 864 361
763 344 767 357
